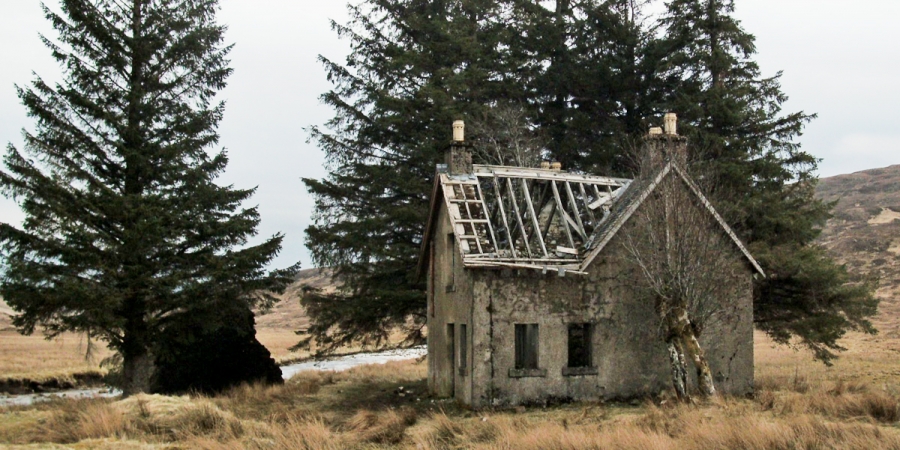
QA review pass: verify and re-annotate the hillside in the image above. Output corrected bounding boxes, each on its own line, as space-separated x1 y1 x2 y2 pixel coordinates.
816 164 900 334
254 267 335 331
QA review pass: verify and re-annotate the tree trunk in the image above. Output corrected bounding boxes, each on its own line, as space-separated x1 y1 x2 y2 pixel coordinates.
666 338 689 401
665 306 717 399
121 294 153 397
122 349 154 396
681 329 716 397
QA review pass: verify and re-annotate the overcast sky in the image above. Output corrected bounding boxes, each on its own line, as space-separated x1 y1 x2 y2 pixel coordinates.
1 1 898 270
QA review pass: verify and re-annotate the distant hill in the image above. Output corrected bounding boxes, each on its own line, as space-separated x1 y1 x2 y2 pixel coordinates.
254 267 335 331
816 164 900 335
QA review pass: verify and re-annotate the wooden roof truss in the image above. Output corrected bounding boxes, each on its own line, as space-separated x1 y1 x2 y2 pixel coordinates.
440 165 632 273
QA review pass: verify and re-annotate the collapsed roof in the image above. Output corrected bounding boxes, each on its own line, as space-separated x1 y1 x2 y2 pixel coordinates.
418 120 764 278
422 164 630 276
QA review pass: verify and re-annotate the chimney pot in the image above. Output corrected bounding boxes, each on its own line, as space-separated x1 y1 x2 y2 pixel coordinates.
664 113 677 135
452 120 465 142
540 161 550 170
649 127 663 136
550 161 562 171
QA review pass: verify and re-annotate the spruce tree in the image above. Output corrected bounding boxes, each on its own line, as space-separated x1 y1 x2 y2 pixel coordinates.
661 0 877 362
308 0 877 362
513 0 669 174
302 0 525 349
0 0 296 395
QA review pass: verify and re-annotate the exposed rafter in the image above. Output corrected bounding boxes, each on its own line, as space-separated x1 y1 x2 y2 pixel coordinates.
435 165 632 273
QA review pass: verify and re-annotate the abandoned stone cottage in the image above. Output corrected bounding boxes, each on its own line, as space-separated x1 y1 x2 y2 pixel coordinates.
417 118 764 408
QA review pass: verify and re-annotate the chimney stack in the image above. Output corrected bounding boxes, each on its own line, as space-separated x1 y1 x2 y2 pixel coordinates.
664 113 677 136
646 112 688 166
452 120 465 142
446 120 473 175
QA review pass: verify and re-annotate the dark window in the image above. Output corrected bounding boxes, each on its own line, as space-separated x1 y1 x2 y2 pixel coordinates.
515 324 539 369
459 324 467 371
429 245 435 317
447 323 455 369
446 233 455 292
567 323 592 368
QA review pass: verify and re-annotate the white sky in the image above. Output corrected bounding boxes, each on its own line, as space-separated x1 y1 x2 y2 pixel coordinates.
1 1 898 270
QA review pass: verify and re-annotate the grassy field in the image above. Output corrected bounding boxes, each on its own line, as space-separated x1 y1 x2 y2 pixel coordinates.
2 299 900 448
0 330 112 392
0 327 370 388
0 313 403 390
2 282 900 448
2 333 900 449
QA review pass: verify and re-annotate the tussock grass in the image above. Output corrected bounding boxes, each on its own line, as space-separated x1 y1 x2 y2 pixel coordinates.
346 407 417 444
778 390 900 423
410 403 900 450
4 337 900 449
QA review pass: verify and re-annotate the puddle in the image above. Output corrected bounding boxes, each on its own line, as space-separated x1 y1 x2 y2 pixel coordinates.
0 388 121 407
280 346 427 380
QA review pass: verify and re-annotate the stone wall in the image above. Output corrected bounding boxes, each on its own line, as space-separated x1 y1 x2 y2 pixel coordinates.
463 225 754 407
427 179 755 408
427 206 476 404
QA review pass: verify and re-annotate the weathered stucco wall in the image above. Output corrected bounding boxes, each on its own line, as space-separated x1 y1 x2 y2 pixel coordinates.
464 227 753 408
427 206 475 404
428 183 754 408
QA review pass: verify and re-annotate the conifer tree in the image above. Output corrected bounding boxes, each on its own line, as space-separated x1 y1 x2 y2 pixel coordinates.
302 0 526 349
308 0 877 363
0 0 296 395
514 0 669 174
661 0 877 362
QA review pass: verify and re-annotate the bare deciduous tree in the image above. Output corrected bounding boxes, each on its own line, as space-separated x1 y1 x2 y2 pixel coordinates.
620 141 747 401
468 103 546 168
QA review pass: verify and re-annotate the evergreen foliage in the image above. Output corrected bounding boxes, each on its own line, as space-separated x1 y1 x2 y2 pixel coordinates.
306 0 876 361
152 300 283 394
516 0 669 173
661 0 877 362
302 0 524 350
0 0 296 395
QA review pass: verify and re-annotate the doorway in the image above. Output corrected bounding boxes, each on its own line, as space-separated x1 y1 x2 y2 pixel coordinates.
447 323 455 397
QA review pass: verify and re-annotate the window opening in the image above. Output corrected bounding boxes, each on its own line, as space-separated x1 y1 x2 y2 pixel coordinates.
567 323 593 368
459 324 467 375
446 233 455 292
514 324 539 370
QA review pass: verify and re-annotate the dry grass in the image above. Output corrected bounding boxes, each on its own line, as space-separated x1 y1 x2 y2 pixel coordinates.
3 349 900 450
755 330 900 391
410 406 900 450
0 310 407 388
0 330 111 387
